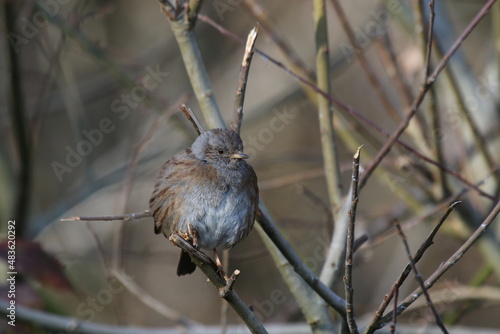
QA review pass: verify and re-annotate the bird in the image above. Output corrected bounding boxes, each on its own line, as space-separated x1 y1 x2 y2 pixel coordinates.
149 128 259 276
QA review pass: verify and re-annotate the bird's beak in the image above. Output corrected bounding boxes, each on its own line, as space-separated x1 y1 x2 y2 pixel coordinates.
230 153 249 159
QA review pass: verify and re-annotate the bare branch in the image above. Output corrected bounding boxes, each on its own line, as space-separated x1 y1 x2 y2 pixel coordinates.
394 222 448 333
169 234 268 334
256 209 346 316
375 201 500 330
181 104 205 134
364 201 460 333
424 0 436 79
231 26 258 134
344 146 362 334
61 211 152 222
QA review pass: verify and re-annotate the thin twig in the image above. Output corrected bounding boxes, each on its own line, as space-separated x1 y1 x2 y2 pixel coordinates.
61 211 152 221
181 104 205 134
358 0 497 193
374 200 500 330
418 0 450 197
197 13 496 201
390 287 398 334
169 234 268 334
394 222 449 334
231 26 258 134
424 0 436 79
344 146 362 334
364 201 460 334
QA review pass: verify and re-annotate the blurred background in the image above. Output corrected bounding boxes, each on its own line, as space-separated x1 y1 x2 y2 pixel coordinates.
1 0 499 332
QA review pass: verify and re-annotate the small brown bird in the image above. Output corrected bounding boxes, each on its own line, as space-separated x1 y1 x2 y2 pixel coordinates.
149 128 259 276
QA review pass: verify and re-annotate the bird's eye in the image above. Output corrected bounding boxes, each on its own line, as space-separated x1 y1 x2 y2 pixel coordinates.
217 148 224 154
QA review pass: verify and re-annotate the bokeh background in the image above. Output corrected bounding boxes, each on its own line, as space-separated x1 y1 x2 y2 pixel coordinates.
1 0 499 332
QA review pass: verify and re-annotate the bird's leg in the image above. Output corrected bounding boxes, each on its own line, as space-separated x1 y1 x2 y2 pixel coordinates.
213 248 229 281
187 223 198 248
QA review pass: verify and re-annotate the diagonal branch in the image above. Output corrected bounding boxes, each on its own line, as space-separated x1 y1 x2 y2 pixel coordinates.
374 200 500 330
364 201 460 334
256 209 346 316
394 222 448 334
170 234 268 334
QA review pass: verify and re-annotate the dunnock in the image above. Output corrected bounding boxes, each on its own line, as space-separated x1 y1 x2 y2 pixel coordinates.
149 128 259 276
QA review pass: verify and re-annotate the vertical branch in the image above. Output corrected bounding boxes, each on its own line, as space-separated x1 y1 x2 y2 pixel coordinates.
417 0 450 196
4 1 32 235
423 0 436 79
344 147 362 334
390 287 398 334
231 26 258 134
313 0 343 208
313 0 345 289
160 1 225 129
394 222 449 333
